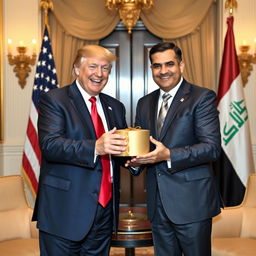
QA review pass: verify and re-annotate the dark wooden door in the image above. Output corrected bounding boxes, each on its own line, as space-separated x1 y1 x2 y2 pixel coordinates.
100 21 161 204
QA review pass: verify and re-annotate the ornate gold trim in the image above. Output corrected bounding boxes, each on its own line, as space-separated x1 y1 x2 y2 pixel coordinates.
238 45 256 87
7 47 37 89
115 231 152 235
225 0 237 16
40 0 53 32
105 0 154 34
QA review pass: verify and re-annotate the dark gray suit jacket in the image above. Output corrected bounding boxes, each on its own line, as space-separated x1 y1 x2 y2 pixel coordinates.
32 81 127 241
135 79 222 224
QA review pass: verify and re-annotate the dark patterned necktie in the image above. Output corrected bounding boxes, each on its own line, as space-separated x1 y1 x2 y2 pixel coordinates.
89 96 112 207
157 93 172 137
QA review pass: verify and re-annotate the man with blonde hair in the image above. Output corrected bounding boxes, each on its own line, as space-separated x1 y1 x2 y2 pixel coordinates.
33 45 128 255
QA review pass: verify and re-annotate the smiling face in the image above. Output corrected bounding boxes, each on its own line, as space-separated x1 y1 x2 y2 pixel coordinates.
150 49 185 92
75 57 112 96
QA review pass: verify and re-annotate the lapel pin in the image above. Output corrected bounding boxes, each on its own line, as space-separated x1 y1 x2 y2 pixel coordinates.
108 106 112 110
180 98 185 102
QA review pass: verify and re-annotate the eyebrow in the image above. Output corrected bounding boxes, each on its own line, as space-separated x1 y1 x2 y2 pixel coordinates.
152 60 175 66
88 63 111 67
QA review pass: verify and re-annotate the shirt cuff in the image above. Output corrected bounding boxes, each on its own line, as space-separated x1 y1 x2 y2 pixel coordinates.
94 149 97 163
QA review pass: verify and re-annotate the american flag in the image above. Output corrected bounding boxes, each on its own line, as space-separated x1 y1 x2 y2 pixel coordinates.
22 27 58 197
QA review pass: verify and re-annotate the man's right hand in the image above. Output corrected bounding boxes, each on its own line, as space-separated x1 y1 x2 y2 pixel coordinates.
96 127 127 155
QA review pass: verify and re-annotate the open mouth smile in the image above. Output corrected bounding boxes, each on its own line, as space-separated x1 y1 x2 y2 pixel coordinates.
90 78 102 83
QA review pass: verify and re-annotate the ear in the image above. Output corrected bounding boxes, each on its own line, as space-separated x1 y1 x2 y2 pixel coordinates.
74 67 80 76
179 61 185 74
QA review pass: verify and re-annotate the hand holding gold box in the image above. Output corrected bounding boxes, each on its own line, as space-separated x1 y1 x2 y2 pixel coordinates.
114 128 150 156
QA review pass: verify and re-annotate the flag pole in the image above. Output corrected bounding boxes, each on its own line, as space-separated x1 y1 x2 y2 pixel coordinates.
21 0 59 199
40 0 53 33
224 0 237 16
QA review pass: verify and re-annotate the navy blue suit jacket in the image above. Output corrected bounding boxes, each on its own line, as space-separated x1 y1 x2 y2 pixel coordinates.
135 79 222 224
32 82 127 241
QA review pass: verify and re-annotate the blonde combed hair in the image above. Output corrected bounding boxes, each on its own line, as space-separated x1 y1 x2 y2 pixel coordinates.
73 45 116 69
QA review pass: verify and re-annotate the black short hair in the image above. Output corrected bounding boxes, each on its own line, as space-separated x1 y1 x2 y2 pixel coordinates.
149 42 182 63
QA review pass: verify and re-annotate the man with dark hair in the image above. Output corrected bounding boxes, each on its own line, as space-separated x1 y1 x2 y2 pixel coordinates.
33 45 128 256
126 42 222 256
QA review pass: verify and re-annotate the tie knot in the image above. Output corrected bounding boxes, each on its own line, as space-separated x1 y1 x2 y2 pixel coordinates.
89 96 96 104
162 93 171 102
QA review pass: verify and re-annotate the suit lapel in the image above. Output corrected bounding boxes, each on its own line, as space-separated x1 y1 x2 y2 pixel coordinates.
150 90 160 139
67 82 96 138
160 80 191 140
99 94 115 131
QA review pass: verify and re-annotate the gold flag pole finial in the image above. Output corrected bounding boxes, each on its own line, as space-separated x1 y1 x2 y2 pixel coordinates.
40 0 53 32
225 0 237 16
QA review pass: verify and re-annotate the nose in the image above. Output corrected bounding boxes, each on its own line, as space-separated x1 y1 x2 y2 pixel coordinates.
160 65 168 74
95 66 103 77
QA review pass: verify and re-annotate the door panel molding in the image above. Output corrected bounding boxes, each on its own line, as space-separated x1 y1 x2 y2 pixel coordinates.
100 23 161 204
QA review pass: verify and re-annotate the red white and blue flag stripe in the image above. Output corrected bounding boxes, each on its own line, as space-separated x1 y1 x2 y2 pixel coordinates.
21 27 58 197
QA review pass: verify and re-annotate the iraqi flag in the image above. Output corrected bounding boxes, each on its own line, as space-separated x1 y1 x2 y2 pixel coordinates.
214 16 255 206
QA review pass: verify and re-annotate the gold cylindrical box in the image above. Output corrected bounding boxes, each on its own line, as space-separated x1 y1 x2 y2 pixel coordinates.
114 128 150 156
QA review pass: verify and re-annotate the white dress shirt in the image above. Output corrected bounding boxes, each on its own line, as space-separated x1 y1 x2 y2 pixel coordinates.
157 77 183 168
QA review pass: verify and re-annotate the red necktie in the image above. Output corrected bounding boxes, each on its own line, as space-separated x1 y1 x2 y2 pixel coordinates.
89 96 112 207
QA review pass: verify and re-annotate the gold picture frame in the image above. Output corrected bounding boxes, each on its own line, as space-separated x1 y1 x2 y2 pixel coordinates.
0 0 3 142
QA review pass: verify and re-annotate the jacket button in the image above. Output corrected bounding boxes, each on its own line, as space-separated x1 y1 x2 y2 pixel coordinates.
158 172 161 176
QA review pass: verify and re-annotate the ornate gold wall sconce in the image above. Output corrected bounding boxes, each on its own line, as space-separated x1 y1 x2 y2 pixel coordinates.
7 39 37 89
238 41 256 87
105 0 154 34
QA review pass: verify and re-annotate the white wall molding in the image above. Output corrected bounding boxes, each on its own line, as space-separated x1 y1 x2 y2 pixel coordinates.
0 144 23 176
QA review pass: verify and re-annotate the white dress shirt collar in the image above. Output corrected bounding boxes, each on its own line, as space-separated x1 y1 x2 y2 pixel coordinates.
76 79 100 104
159 77 183 99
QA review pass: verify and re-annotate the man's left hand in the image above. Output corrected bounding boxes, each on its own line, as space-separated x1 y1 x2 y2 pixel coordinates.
130 136 170 164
